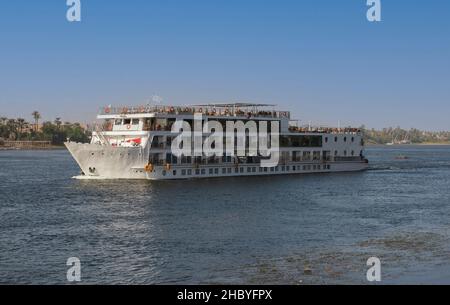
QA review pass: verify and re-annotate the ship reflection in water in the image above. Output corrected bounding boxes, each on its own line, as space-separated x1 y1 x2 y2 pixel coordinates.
0 146 450 284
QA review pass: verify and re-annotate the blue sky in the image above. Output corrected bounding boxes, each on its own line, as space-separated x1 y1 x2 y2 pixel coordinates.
0 0 449 130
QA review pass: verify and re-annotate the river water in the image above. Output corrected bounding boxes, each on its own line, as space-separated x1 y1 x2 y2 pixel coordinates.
0 146 449 284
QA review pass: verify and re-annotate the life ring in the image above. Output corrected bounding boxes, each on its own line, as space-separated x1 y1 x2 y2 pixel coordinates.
144 163 154 172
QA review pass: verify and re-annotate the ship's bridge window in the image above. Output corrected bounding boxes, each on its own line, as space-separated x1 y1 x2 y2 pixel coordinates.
132 119 140 125
115 119 122 125
123 119 131 125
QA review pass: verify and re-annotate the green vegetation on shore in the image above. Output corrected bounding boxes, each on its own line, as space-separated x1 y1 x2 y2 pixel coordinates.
361 126 450 145
0 112 91 146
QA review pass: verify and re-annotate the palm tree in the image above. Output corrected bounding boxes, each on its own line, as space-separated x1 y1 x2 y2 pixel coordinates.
16 118 26 140
7 119 17 140
54 117 62 129
32 111 41 132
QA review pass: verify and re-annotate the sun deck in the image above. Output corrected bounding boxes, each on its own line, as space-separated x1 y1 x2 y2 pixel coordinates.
99 103 291 120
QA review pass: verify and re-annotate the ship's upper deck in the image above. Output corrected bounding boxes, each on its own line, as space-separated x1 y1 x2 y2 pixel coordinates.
98 103 290 120
97 103 362 135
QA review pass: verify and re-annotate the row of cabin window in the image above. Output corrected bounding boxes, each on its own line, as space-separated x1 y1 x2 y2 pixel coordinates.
163 151 360 165
325 136 356 143
162 164 332 176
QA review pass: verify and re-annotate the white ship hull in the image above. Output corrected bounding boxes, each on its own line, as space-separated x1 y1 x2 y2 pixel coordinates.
65 142 369 180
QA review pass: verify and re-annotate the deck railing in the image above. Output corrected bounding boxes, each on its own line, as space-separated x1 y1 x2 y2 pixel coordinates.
99 105 290 119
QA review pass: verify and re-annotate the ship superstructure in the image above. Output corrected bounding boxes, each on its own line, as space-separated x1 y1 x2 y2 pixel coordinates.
65 103 368 180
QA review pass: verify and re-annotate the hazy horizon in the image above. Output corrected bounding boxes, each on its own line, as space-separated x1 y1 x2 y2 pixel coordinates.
1 1 449 131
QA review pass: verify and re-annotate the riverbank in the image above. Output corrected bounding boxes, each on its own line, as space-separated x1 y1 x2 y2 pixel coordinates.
0 145 66 151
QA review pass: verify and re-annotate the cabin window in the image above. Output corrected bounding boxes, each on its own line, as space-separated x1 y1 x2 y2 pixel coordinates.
280 135 322 147
201 169 206 175
123 119 131 125
303 151 311 161
115 119 122 125
313 151 321 161
173 170 177 176
209 168 214 174
351 137 355 142
228 168 232 174
188 169 192 175
182 170 186 176
335 137 338 142
325 137 328 143
351 150 355 156
344 137 347 142
132 119 140 125
222 168 226 174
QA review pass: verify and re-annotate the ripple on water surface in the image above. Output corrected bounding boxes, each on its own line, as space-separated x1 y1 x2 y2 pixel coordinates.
0 146 450 284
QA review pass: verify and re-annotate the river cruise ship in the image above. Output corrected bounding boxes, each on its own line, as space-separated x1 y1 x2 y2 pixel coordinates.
65 103 369 180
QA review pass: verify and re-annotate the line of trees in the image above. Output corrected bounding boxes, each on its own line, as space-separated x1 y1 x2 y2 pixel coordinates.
361 126 450 144
0 111 91 145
